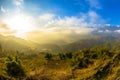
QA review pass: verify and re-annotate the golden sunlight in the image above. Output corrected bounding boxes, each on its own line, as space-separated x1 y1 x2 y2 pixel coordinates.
3 13 35 37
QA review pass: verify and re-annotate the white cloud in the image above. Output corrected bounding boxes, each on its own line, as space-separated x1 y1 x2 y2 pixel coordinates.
37 13 56 27
0 8 106 38
13 0 24 8
39 13 55 21
1 6 7 13
30 10 105 35
12 0 24 13
86 0 101 9
115 30 120 33
87 11 105 24
3 13 37 37
39 11 105 28
0 0 106 38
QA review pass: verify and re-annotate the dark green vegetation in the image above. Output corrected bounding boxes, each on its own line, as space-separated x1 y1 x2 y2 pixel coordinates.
1 35 120 80
5 56 26 79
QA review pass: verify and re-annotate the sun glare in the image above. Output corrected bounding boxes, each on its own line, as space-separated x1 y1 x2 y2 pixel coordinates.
3 14 35 37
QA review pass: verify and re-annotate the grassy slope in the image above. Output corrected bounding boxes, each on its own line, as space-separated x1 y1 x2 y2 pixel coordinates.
1 46 120 80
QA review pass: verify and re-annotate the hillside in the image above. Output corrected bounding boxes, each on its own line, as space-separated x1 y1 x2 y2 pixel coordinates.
0 34 120 54
1 46 120 80
0 35 62 54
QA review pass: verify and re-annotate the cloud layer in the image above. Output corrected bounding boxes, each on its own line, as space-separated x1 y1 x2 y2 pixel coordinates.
32 10 105 34
0 20 16 35
0 0 120 43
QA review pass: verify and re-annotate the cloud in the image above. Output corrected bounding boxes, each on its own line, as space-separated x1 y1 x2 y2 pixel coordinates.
26 28 93 44
39 13 55 21
0 0 24 15
24 10 105 42
2 12 38 38
35 11 105 30
86 0 101 9
0 6 7 13
0 21 16 36
37 13 56 27
13 0 24 8
35 13 91 34
0 0 106 38
0 6 106 38
0 24 9 30
85 10 105 24
0 20 9 30
115 30 120 33
12 0 24 13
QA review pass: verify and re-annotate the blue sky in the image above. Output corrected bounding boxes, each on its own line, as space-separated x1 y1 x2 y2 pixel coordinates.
24 0 120 25
0 0 120 25
0 0 120 37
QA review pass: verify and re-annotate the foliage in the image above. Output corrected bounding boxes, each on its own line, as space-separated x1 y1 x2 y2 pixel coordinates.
58 53 66 60
70 49 94 69
44 53 52 60
1 46 120 80
94 62 112 79
58 52 72 60
5 56 26 79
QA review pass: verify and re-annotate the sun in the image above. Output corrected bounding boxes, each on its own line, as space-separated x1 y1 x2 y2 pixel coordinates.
3 13 35 37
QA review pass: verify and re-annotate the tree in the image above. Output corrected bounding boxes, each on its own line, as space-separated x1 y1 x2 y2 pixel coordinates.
5 56 26 79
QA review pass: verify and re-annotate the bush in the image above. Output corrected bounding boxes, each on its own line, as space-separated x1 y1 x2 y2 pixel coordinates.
66 52 72 59
44 53 52 60
94 62 112 79
5 56 26 79
0 74 8 80
58 53 66 60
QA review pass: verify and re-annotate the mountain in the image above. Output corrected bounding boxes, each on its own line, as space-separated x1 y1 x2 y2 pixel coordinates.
0 31 120 54
0 35 62 54
62 33 120 52
0 35 34 53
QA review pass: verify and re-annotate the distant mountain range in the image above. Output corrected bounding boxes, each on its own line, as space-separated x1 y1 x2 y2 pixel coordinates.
0 28 120 54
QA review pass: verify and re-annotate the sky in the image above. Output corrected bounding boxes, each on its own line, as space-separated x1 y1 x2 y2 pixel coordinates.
0 0 120 40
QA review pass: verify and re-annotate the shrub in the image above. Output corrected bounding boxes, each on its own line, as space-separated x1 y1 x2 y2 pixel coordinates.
58 53 66 60
65 52 72 59
44 53 52 60
94 62 112 80
5 56 26 79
